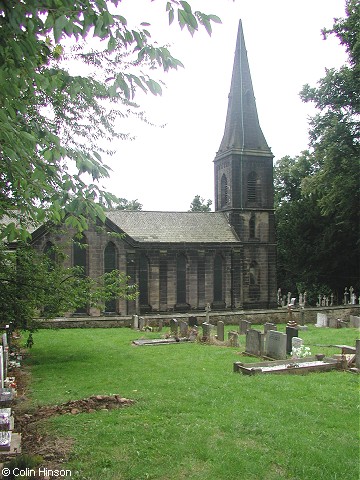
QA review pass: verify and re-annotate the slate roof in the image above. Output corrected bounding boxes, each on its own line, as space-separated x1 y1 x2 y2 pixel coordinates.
106 211 239 244
216 20 271 156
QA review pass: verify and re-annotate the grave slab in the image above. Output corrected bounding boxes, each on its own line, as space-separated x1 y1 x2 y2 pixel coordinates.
234 357 342 375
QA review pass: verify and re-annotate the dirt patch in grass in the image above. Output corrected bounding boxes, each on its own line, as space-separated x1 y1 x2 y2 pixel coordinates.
10 367 134 476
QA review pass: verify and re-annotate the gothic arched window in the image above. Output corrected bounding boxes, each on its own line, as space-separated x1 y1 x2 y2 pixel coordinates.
247 172 257 203
249 260 259 285
43 241 56 267
139 254 150 308
176 254 187 304
220 174 228 208
249 213 256 239
104 242 117 313
73 235 88 314
213 254 224 302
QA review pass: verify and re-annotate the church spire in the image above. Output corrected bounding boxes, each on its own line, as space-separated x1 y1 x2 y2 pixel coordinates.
216 20 271 156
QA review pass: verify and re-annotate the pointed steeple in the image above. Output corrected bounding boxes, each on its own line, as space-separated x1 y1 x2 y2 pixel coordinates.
216 20 271 156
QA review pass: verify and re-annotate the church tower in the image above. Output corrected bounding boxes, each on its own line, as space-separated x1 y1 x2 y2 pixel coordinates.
214 20 277 308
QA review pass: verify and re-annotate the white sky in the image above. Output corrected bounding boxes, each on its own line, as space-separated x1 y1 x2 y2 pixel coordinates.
97 0 347 211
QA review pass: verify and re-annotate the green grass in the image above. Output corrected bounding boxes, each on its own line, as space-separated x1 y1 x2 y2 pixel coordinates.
24 326 359 480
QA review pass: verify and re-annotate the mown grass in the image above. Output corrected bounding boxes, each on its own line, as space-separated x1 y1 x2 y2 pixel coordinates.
24 325 359 480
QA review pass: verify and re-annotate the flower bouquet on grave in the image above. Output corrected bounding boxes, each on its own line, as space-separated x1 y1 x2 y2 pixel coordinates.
291 345 312 359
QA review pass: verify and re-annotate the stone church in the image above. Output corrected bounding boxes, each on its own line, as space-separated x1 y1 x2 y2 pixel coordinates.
32 20 277 315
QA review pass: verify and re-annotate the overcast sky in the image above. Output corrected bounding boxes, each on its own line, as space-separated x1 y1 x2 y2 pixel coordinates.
97 0 347 211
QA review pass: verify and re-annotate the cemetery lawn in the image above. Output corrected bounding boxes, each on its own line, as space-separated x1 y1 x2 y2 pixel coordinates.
23 326 359 480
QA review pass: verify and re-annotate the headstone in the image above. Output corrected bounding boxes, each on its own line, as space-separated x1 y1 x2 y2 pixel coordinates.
316 313 328 328
205 303 211 323
338 319 349 328
189 326 198 341
228 331 239 347
349 315 360 328
344 287 349 305
356 339 360 370
170 318 178 336
239 319 251 335
264 322 277 334
299 307 305 326
179 321 188 337
158 319 163 332
189 316 198 327
138 316 145 331
202 322 211 341
330 293 334 306
259 332 266 356
287 292 291 305
245 329 262 356
0 431 11 451
266 330 287 360
0 347 3 389
0 409 11 431
286 326 299 354
291 337 304 358
132 315 139 330
2 334 8 380
328 317 338 328
217 321 225 342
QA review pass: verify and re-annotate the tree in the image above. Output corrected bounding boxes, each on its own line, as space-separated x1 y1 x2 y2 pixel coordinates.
188 195 212 212
113 198 143 211
0 242 137 330
275 0 360 300
0 1 221 242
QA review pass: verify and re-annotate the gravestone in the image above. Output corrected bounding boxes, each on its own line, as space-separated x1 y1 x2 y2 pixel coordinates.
189 326 198 342
228 331 239 347
217 321 225 342
201 322 212 342
132 315 139 330
328 317 338 328
245 329 262 356
291 337 304 357
266 330 287 360
138 317 145 331
0 409 11 431
239 319 251 335
202 322 211 341
356 340 360 370
264 322 277 334
0 431 11 451
0 347 3 389
316 313 328 328
189 316 198 327
170 318 178 336
179 321 188 337
286 326 299 354
349 315 360 328
2 334 8 380
158 319 163 332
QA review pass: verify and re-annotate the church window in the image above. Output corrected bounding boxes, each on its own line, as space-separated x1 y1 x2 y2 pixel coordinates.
73 235 88 314
221 174 228 207
249 260 259 285
43 241 56 268
139 254 150 308
249 213 256 239
104 242 117 313
247 172 257 202
213 254 224 302
176 254 187 304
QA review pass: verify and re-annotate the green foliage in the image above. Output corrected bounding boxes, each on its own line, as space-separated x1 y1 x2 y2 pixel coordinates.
188 194 212 212
111 198 143 211
0 243 137 330
0 1 221 241
276 2 360 298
